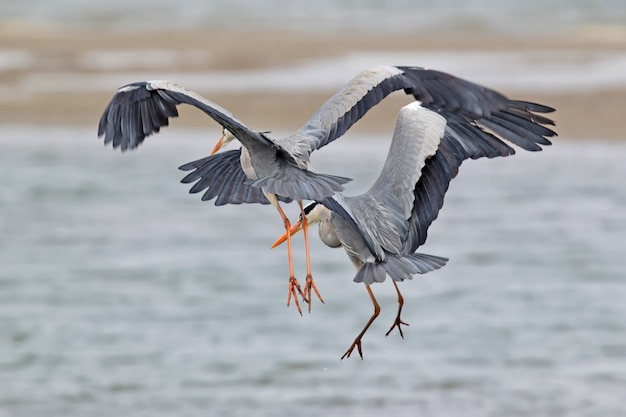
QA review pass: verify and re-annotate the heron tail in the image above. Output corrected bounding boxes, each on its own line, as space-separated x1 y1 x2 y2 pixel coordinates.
249 169 352 201
353 253 448 284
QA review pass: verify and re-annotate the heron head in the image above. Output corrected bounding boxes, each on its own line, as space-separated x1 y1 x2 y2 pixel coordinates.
271 202 328 248
210 128 237 155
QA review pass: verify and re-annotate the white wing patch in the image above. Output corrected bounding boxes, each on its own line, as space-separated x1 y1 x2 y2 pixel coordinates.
118 84 141 93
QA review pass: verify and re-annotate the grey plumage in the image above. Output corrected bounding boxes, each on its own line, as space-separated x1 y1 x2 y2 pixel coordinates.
97 64 557 357
179 149 292 205
97 66 555 205
163 66 557 282
308 92 556 285
97 64 556 319
275 99 555 359
299 103 451 285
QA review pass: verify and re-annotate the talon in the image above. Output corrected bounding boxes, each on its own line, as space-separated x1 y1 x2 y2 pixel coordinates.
341 340 363 360
304 274 324 313
385 318 410 338
287 276 305 315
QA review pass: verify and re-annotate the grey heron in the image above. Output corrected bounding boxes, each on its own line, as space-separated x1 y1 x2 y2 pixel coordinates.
98 65 556 315
272 102 449 358
269 100 556 359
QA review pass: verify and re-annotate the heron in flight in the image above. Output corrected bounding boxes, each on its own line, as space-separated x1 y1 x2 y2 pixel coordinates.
98 65 555 315
270 100 555 359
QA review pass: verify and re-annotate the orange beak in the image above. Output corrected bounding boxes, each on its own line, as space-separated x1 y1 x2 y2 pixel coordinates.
209 132 225 156
271 220 304 248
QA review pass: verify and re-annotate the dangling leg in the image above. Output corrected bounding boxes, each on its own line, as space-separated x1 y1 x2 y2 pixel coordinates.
298 200 324 312
341 284 381 360
385 280 409 338
272 199 306 315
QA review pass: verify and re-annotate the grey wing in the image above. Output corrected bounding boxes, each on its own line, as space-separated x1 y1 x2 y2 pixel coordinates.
293 67 556 255
97 80 272 151
401 74 558 253
332 104 447 260
402 124 517 254
179 148 292 205
399 67 556 152
316 96 553 260
295 66 413 152
365 103 447 237
293 65 555 155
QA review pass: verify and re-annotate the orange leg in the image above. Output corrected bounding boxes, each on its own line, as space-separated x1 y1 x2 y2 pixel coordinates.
341 284 381 360
385 280 410 338
274 202 305 315
298 200 324 312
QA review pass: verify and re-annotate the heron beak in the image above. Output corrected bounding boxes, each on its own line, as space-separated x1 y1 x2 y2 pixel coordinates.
271 220 304 248
209 132 225 156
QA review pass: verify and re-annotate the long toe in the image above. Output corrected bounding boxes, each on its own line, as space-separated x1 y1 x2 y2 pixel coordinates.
307 275 325 304
304 275 324 313
341 340 363 360
287 277 305 315
385 318 410 338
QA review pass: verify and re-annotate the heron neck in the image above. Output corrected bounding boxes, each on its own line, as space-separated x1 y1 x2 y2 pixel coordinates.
317 216 342 249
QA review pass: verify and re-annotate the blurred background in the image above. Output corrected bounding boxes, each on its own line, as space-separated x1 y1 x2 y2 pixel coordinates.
1 1 625 416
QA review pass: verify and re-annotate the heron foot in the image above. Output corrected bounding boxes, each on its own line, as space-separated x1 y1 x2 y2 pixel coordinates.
287 276 306 315
303 274 324 313
385 316 410 338
341 338 364 360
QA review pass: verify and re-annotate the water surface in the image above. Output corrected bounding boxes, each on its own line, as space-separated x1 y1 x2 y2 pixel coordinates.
0 126 625 416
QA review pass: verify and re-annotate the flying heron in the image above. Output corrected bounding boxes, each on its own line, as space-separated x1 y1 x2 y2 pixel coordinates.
269 100 555 359
98 65 556 315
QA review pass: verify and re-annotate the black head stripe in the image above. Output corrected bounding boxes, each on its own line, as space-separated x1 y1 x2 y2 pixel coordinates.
303 202 319 216
300 201 319 221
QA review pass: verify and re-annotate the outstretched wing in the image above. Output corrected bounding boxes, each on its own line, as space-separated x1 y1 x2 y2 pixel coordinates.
292 65 555 157
317 93 556 258
403 125 516 254
291 66 556 255
337 104 446 260
97 80 273 151
179 149 292 206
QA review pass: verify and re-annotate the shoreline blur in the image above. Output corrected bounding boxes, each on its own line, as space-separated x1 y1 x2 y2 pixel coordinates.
1 26 625 140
